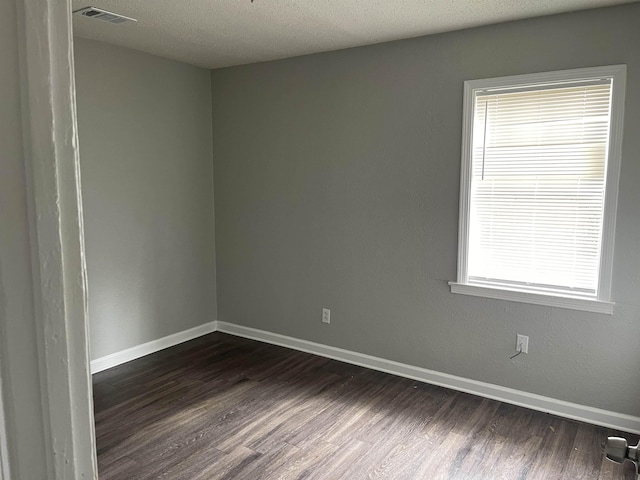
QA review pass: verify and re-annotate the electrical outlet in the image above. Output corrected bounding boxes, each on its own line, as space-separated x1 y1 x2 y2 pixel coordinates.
322 308 330 324
516 334 529 354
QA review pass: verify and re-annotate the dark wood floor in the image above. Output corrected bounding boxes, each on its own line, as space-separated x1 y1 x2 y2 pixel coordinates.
93 332 638 479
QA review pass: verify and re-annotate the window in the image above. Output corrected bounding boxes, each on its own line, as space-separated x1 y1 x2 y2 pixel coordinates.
451 65 626 314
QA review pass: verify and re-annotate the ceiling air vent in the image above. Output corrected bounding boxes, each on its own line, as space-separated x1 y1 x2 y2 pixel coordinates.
73 7 137 24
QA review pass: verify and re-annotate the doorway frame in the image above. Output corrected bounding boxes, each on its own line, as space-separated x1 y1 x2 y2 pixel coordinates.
4 0 98 477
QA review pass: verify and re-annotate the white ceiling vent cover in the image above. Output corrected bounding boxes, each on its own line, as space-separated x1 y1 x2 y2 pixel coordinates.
73 7 137 24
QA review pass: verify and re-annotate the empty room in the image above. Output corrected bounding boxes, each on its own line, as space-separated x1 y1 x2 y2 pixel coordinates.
1 0 640 479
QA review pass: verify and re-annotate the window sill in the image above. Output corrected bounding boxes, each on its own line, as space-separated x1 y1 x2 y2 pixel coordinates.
448 282 614 315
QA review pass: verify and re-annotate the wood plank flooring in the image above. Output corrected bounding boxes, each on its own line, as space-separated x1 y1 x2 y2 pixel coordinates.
93 332 639 479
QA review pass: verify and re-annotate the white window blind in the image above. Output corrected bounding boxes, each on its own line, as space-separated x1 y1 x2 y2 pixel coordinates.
467 80 613 297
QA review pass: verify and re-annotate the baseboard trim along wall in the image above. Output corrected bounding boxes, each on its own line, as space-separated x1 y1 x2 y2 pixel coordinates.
91 319 640 434
90 322 217 373
216 321 640 435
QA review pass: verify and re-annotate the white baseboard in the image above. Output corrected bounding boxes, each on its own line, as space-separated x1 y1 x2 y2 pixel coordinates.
91 319 640 433
91 321 218 374
217 321 640 435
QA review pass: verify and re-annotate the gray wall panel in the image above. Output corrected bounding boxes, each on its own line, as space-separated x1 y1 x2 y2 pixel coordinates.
211 4 640 415
75 38 216 359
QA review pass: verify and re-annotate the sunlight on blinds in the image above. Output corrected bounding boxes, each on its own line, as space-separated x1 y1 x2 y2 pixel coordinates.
468 81 613 295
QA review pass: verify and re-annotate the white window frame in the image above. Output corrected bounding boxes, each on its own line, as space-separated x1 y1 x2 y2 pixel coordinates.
450 65 626 315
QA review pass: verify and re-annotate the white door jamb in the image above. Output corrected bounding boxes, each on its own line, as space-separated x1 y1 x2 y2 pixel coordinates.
16 0 97 477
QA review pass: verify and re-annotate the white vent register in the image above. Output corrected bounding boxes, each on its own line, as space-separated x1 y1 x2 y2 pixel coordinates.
73 6 137 24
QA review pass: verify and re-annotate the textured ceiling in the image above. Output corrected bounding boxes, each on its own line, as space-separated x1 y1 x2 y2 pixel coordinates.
72 0 636 69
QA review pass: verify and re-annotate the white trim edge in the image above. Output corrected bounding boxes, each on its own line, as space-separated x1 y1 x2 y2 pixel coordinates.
217 321 640 434
20 0 97 477
449 282 615 314
0 374 10 480
91 322 217 374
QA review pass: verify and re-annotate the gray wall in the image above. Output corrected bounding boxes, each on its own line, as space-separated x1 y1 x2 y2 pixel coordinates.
0 0 48 477
75 38 216 360
211 4 640 416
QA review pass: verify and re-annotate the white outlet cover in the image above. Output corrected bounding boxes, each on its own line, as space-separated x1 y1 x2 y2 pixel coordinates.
516 334 529 354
